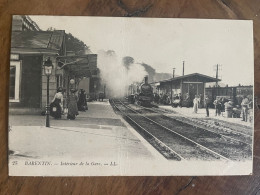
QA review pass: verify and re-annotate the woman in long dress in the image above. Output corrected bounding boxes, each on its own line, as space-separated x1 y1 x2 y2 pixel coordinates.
67 89 79 120
50 87 63 119
193 95 200 113
77 89 88 111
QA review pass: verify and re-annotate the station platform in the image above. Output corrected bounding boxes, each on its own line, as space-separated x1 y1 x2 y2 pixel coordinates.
158 105 253 128
9 100 164 163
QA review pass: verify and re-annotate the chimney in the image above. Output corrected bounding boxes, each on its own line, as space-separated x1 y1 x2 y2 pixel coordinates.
144 76 148 84
173 68 175 78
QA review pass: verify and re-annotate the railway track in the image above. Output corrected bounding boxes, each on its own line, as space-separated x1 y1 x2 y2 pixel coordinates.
127 101 252 161
110 99 252 161
136 104 253 146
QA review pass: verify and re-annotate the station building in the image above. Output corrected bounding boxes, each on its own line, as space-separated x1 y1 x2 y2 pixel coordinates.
12 15 41 31
9 16 98 114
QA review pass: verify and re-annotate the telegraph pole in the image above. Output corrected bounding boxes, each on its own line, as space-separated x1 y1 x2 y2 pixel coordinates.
214 64 222 97
171 68 176 104
216 64 219 96
182 61 185 76
180 61 185 101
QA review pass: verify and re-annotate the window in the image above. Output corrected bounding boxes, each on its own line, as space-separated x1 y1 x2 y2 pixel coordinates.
9 61 21 102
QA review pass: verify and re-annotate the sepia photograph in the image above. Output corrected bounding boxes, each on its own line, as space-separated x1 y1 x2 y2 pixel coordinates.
8 15 254 176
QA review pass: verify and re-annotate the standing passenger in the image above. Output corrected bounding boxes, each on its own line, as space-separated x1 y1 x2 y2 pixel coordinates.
213 97 221 116
78 89 88 111
241 95 250 122
224 100 233 118
199 94 203 108
193 95 200 113
185 93 191 107
205 95 210 117
50 87 63 119
178 93 182 107
67 89 79 120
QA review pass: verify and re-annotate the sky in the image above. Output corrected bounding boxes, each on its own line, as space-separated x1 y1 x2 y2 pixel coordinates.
29 16 254 86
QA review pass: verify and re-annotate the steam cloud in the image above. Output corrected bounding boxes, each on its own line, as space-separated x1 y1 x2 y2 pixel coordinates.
97 50 147 98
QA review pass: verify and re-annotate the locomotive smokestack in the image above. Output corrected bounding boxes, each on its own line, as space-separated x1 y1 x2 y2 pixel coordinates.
144 76 148 84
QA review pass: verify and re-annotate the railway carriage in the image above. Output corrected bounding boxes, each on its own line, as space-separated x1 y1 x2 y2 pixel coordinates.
205 85 253 106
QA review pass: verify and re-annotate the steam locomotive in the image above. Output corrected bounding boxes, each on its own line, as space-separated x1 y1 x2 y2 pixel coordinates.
128 76 154 106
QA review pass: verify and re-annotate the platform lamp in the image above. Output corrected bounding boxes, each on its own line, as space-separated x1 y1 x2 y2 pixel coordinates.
43 57 53 127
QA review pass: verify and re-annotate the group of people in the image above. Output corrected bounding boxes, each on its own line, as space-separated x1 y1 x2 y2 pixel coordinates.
50 88 88 120
212 97 230 117
205 95 252 122
154 93 171 105
154 92 201 108
155 92 252 122
153 93 185 106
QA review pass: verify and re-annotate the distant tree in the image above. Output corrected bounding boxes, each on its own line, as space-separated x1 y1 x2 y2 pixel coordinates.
65 33 91 55
153 72 173 82
106 50 116 56
139 63 156 83
123 56 134 70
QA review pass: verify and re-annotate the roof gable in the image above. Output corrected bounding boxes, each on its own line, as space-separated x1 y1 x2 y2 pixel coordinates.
159 73 220 83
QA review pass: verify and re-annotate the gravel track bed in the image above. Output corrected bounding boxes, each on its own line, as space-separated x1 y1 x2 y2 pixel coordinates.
199 118 253 136
167 115 252 144
129 105 252 145
127 113 221 160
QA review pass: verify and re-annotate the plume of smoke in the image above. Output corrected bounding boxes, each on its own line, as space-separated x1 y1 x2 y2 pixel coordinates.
97 50 147 97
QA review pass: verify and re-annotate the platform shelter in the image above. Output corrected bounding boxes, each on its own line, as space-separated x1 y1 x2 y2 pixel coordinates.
156 73 220 104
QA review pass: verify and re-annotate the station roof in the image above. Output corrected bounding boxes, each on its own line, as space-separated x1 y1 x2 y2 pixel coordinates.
11 30 65 54
158 73 220 84
11 30 97 78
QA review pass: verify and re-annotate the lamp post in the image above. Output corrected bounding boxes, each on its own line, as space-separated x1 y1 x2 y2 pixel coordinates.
43 57 53 127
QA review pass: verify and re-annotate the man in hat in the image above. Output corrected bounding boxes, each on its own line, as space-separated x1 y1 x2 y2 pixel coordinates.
205 95 210 117
241 95 250 122
224 99 233 118
213 97 221 116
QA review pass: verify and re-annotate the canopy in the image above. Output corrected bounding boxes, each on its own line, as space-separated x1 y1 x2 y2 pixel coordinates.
56 54 98 77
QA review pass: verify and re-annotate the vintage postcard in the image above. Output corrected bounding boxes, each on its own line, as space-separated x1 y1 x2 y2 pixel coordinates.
8 16 254 176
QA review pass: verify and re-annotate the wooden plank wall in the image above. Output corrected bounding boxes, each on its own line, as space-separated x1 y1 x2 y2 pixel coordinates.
1 0 260 194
